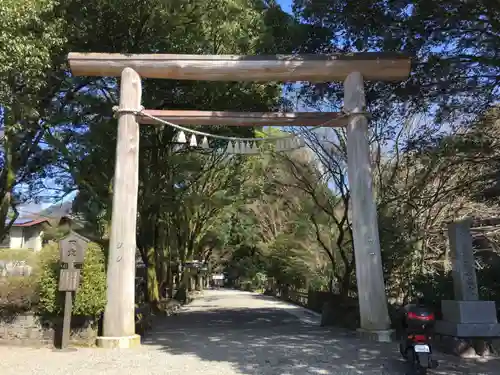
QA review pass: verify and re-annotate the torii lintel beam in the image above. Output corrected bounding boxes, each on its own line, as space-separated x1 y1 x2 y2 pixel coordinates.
138 110 347 127
68 52 411 82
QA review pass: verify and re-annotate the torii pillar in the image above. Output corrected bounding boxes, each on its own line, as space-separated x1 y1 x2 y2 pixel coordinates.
344 72 392 341
68 52 411 347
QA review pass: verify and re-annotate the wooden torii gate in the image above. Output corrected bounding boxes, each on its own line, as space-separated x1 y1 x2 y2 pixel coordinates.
68 52 411 348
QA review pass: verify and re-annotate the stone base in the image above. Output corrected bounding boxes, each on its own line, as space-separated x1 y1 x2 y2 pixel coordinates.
435 321 500 337
441 300 498 324
434 335 498 358
96 334 141 349
356 328 394 343
0 313 97 348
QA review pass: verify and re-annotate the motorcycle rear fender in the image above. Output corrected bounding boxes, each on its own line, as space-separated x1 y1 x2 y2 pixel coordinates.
414 352 431 368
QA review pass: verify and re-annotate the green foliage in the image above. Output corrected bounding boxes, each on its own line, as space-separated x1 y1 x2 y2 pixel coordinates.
0 0 66 240
308 274 331 292
0 248 38 265
225 245 266 284
42 225 71 243
252 272 268 290
6 0 500 320
293 0 499 123
477 264 500 302
0 277 38 314
0 0 65 104
412 271 454 308
0 249 40 314
218 150 340 293
38 1 298 306
265 235 310 289
37 241 106 317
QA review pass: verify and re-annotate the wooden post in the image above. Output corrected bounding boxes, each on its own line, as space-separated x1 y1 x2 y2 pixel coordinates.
61 262 74 349
57 233 86 351
344 71 392 340
98 68 142 348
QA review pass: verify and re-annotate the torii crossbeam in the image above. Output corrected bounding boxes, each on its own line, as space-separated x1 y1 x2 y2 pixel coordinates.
68 52 411 348
138 110 348 127
68 52 410 81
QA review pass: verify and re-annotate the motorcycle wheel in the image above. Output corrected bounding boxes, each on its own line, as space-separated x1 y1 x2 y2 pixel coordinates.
407 363 428 375
406 349 428 375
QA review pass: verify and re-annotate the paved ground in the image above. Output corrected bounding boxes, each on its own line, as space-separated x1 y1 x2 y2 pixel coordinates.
0 289 498 374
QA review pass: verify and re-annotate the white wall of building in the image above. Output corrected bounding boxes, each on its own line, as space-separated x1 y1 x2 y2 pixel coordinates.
9 227 24 248
8 226 43 251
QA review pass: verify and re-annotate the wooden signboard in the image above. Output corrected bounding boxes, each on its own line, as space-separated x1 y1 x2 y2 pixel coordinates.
59 232 89 264
57 232 89 350
58 269 81 292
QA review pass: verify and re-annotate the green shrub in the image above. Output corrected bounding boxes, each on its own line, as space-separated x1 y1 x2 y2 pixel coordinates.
0 248 38 267
37 241 106 317
0 248 32 260
0 277 38 315
252 272 267 290
308 274 331 292
241 280 253 291
0 248 39 315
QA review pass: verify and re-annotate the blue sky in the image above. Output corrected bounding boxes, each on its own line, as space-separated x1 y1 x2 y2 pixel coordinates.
277 0 292 14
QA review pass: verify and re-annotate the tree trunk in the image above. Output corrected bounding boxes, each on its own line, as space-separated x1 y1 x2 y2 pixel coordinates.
174 267 190 303
166 258 173 298
329 276 334 293
195 274 201 291
173 271 179 291
147 247 160 307
188 274 194 291
155 253 167 298
339 267 353 298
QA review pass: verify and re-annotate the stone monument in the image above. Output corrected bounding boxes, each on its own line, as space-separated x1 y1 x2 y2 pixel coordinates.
435 218 500 343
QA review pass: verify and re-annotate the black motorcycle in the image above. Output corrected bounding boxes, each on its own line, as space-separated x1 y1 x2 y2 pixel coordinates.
399 304 439 375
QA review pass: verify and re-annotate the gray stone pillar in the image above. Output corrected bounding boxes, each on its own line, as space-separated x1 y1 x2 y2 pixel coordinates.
447 218 479 301
436 218 500 340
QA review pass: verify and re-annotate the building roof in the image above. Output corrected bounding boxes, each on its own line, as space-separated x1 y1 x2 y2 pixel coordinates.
11 217 51 227
7 201 74 229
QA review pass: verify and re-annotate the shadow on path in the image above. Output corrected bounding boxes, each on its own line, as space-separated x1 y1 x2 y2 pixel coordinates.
143 292 499 375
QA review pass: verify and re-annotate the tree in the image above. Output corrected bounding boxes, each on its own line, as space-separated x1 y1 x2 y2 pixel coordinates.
0 0 65 239
280 136 356 295
456 106 500 200
41 0 299 307
293 0 499 124
367 107 500 302
216 140 338 293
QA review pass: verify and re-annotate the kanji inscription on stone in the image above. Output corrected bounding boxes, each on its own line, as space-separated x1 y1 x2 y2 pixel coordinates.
448 218 479 301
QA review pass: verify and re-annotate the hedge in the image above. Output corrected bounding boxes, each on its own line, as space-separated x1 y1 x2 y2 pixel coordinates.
33 241 107 318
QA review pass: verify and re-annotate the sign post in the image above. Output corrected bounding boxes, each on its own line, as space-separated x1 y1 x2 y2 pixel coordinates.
57 232 88 350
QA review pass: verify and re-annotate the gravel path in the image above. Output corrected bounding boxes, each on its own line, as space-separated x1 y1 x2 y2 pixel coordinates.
0 289 498 374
